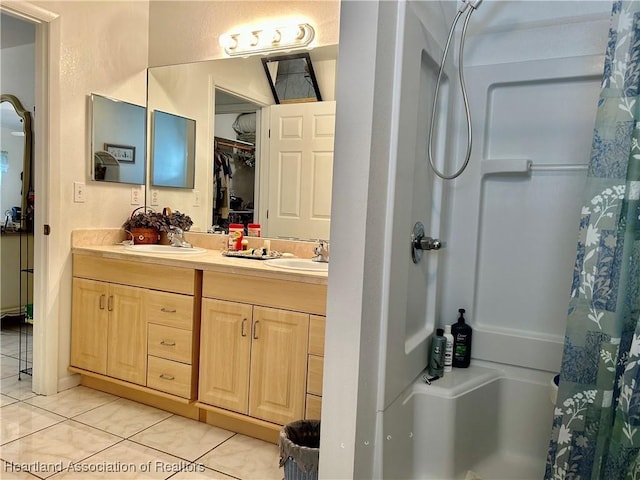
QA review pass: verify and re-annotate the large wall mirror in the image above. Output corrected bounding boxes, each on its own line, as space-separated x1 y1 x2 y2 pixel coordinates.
0 94 32 233
146 45 337 240
90 93 146 185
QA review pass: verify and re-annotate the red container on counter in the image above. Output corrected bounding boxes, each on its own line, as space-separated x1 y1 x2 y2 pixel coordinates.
228 224 244 251
247 223 261 237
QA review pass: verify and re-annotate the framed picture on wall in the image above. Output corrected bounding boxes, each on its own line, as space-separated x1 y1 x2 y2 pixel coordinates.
104 143 136 163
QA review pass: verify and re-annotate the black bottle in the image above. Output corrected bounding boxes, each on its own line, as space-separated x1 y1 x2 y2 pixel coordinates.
451 308 472 368
428 328 447 377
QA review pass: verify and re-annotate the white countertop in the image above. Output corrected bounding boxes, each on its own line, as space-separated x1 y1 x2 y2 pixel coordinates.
72 245 328 286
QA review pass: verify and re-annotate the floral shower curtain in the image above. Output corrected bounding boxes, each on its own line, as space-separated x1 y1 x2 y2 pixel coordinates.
545 1 640 478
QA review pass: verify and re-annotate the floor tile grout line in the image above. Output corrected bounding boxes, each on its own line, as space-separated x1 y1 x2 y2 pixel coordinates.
21 391 121 421
0 410 68 448
119 411 177 439
126 428 236 466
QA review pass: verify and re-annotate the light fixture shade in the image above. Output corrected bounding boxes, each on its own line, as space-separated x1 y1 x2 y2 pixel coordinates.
221 23 315 57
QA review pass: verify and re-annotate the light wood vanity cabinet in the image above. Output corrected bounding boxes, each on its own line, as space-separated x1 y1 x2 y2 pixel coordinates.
70 250 327 442
71 278 146 385
199 271 326 427
199 298 309 425
70 255 199 400
306 315 325 419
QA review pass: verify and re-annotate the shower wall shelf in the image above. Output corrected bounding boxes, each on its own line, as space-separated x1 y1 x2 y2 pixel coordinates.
481 159 589 176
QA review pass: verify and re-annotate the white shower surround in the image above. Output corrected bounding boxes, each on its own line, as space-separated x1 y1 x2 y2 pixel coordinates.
322 0 613 478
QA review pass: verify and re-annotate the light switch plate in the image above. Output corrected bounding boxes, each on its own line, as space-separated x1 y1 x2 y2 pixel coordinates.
131 187 141 205
150 189 159 206
193 190 201 207
73 182 85 203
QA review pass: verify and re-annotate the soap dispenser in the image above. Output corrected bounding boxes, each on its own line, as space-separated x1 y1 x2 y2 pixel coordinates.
451 308 472 368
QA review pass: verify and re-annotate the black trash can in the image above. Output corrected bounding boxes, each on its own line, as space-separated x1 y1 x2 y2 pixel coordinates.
278 420 320 480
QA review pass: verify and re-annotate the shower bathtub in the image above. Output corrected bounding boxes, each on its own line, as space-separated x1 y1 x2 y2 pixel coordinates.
383 364 554 479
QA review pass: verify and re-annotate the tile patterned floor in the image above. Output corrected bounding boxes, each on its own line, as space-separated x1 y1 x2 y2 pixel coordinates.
0 320 283 480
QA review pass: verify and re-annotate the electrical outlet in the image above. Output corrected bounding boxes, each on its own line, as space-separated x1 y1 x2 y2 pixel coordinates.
150 189 159 206
193 190 201 207
73 182 85 203
131 187 141 205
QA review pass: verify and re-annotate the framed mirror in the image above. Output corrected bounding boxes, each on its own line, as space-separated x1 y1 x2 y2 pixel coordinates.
90 93 146 184
150 110 196 189
261 53 322 104
0 94 33 233
146 45 337 238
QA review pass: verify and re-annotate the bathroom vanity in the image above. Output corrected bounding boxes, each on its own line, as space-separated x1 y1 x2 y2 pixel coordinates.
69 233 327 443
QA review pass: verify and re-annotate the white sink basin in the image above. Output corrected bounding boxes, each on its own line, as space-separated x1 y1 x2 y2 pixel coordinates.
124 244 207 255
265 258 328 272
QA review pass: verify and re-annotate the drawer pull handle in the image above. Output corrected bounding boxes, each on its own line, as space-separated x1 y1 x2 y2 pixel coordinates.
99 294 105 310
241 318 248 337
107 295 113 312
159 374 175 381
160 340 176 346
252 320 260 340
161 308 177 313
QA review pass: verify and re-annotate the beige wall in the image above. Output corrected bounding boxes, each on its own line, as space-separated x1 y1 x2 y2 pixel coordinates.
19 0 338 392
28 0 150 389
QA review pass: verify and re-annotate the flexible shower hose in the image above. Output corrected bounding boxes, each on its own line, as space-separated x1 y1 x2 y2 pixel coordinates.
427 5 476 180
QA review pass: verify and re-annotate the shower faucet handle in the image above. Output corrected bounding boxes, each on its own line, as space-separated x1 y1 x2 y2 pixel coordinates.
417 236 443 251
411 222 445 264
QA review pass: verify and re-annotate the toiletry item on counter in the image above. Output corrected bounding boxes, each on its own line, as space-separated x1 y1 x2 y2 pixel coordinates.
248 223 261 237
228 223 244 251
443 324 454 373
428 328 446 377
452 308 472 368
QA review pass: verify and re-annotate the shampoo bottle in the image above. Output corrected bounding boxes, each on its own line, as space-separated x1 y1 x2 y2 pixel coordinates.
443 325 454 373
452 308 472 368
428 328 447 377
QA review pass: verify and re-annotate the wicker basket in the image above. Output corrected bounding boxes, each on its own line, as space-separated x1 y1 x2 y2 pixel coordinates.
131 227 160 244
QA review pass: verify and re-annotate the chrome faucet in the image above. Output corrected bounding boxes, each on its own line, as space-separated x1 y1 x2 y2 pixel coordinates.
167 226 192 248
312 240 329 263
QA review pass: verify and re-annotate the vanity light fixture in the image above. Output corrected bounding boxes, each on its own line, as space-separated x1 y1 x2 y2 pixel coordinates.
221 23 315 57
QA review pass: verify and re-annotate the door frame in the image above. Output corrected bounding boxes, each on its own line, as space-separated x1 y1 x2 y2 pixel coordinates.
1 2 58 395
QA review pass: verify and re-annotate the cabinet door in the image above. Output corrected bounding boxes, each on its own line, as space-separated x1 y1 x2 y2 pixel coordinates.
199 298 252 413
107 284 146 385
71 278 108 374
249 306 309 424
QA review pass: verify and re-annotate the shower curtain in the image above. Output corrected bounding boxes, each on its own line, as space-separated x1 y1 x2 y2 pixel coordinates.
545 1 640 478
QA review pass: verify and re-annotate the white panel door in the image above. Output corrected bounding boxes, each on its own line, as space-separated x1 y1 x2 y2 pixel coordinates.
267 101 336 240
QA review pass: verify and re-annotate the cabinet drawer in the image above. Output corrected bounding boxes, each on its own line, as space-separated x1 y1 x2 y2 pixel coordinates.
144 290 193 330
73 254 195 295
305 394 322 420
307 355 324 396
147 356 192 398
148 324 192 364
203 271 327 316
308 316 325 356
